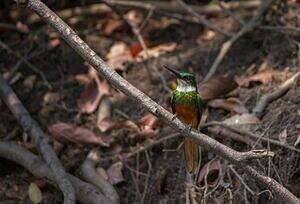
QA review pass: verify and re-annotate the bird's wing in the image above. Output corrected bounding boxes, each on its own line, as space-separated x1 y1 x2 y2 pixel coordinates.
196 94 203 127
171 93 176 114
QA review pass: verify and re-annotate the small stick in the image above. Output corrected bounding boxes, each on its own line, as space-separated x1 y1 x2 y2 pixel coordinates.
0 40 52 89
229 165 255 195
141 151 152 204
259 25 300 36
203 121 300 153
253 71 300 118
203 0 276 82
216 0 245 26
176 0 233 37
125 133 180 159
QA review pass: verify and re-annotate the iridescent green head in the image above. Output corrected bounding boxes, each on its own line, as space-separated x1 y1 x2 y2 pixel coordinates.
164 65 197 92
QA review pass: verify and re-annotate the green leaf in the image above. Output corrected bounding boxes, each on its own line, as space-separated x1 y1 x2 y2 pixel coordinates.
28 182 42 204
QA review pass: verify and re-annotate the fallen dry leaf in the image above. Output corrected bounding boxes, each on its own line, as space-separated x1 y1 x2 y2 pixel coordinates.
198 75 238 102
197 160 221 186
200 29 216 41
16 21 29 33
77 67 110 114
138 113 159 138
123 114 159 138
23 75 37 91
130 41 151 57
102 19 125 36
125 10 143 27
223 113 260 126
43 92 60 105
97 97 115 132
48 38 60 49
107 162 124 185
235 69 279 87
28 182 42 204
106 41 133 71
208 98 249 114
48 122 111 146
136 43 177 61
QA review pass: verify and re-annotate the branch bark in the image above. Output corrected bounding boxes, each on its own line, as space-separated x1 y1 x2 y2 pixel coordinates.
0 76 75 204
0 142 112 204
16 0 299 202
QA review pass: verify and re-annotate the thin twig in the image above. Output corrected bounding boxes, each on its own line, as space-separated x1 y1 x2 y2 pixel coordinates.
0 75 75 204
0 40 52 89
260 25 300 36
125 133 180 159
203 121 300 153
0 142 110 204
229 165 255 195
22 1 298 202
253 71 300 118
141 151 152 204
98 0 261 16
0 23 29 33
176 0 233 37
217 0 245 26
203 0 276 82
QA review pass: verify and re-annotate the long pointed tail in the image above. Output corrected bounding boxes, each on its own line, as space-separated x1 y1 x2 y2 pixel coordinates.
184 137 200 175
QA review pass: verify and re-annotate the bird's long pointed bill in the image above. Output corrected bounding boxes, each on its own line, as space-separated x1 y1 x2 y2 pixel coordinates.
163 65 181 78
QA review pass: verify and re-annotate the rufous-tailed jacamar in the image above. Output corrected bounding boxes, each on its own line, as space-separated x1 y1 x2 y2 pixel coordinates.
165 65 203 178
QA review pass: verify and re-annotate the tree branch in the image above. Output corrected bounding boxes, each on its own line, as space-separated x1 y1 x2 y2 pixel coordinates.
0 76 75 204
17 0 299 202
80 149 120 204
0 142 112 204
253 71 300 118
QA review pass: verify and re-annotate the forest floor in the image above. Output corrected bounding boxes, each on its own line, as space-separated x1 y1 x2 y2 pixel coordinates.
0 1 299 203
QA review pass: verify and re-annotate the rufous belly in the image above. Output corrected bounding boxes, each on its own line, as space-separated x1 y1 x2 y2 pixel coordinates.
175 104 200 174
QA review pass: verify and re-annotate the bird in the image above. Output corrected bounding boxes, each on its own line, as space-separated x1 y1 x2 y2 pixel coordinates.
164 65 203 181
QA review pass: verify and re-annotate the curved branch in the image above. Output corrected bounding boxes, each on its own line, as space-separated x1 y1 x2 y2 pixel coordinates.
0 142 112 204
0 75 75 204
19 0 299 202
253 71 300 118
80 149 120 204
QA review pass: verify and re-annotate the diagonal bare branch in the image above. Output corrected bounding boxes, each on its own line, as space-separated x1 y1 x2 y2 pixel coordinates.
16 0 299 203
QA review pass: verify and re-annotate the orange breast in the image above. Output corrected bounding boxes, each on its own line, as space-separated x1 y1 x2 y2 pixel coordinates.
175 104 199 128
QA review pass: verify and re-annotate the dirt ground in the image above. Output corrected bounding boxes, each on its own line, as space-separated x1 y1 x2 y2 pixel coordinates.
0 0 299 204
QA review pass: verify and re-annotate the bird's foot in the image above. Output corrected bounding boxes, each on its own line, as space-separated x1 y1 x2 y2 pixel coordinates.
171 113 177 121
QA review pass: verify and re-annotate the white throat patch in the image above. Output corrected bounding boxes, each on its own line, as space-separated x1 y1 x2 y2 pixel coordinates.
176 79 196 92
